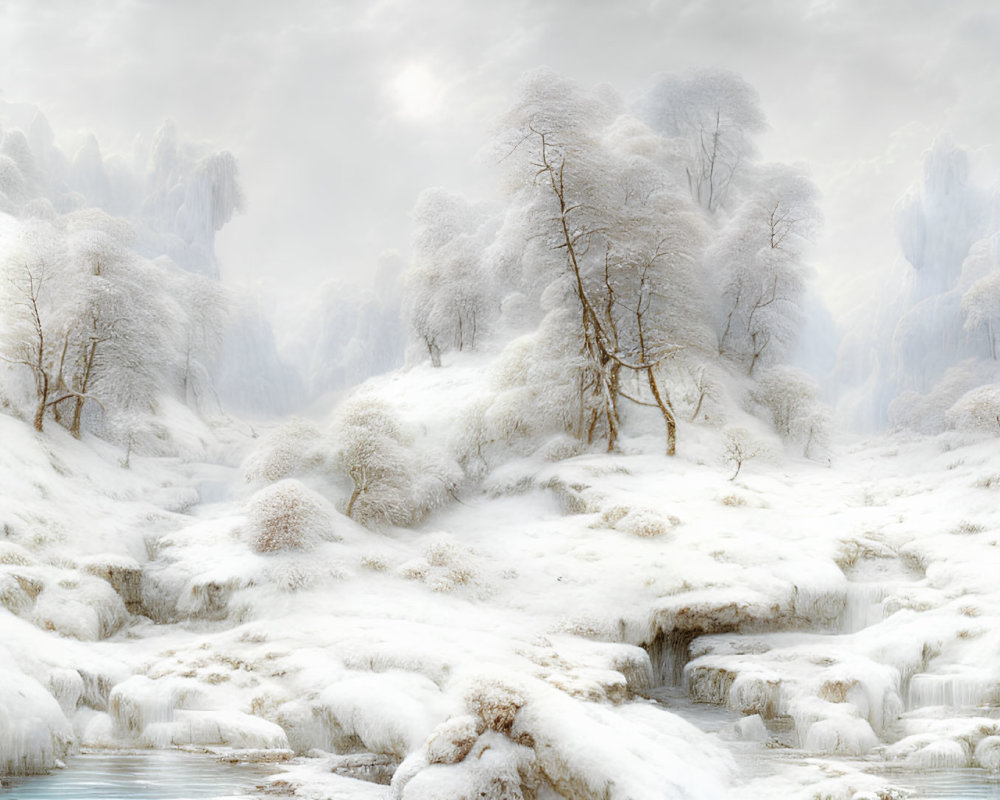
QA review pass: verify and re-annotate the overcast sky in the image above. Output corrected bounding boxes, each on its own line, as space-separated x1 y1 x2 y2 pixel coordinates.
1 0 998 321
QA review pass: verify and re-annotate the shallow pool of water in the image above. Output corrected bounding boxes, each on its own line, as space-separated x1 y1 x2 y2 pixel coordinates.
891 768 1000 798
0 751 279 800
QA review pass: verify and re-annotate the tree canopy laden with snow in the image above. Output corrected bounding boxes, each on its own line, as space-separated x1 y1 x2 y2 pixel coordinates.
401 68 823 458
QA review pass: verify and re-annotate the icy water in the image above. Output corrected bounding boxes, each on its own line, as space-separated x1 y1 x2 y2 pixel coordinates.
651 688 1000 799
896 770 1000 798
0 751 278 800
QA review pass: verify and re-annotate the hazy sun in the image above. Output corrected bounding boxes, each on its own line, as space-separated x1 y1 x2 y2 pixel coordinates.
389 63 444 119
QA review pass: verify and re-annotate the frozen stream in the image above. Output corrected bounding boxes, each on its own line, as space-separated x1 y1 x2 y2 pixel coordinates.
652 686 1000 798
647 549 1000 798
0 751 276 800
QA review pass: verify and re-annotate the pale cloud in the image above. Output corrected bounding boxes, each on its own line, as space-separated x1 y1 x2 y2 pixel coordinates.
0 0 998 320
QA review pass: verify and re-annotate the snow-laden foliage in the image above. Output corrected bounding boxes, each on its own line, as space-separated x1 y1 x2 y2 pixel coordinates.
945 384 1000 435
403 189 499 365
333 397 458 528
400 67 822 457
241 417 331 484
722 426 763 480
244 479 336 553
887 359 1000 435
749 366 830 457
0 108 268 447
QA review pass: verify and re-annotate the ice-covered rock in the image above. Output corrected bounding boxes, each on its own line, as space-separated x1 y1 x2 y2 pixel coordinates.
0 668 73 775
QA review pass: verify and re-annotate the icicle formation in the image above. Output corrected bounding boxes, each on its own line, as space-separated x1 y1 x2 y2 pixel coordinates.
0 667 73 775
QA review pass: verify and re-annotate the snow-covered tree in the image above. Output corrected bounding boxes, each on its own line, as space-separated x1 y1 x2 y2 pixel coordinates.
404 189 495 365
714 165 819 375
722 427 762 480
0 222 70 431
333 397 458 528
637 69 766 214
750 365 829 456
492 70 712 454
962 267 1000 361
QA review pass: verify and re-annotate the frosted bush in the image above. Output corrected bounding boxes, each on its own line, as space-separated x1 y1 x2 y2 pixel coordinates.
888 360 997 434
749 366 830 455
0 541 36 565
617 509 672 538
722 427 762 480
241 418 331 484
333 396 459 528
946 384 1000 434
456 317 591 470
244 479 335 553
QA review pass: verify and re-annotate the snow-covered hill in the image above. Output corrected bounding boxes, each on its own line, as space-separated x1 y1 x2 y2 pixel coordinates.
3 355 1000 800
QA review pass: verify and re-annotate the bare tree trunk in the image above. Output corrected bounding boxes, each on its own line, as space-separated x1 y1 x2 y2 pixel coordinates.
33 370 48 432
645 366 676 456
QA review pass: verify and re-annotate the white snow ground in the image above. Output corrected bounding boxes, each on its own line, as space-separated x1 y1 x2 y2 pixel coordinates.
4 358 1000 799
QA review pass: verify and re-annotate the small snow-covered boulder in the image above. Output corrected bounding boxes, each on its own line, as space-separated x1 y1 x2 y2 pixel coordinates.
31 573 127 640
426 715 482 764
82 554 143 613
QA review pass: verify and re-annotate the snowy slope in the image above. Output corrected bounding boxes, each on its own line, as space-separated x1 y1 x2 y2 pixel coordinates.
3 355 1000 799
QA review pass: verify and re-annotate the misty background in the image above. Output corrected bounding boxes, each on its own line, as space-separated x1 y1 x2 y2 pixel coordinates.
1 0 999 424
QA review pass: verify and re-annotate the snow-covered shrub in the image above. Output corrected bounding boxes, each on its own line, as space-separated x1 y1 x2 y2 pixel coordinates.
241 418 330 484
476 314 590 462
596 506 677 538
617 510 672 538
888 360 1000 434
749 366 829 455
244 479 335 553
333 396 458 528
945 384 1000 434
722 427 762 480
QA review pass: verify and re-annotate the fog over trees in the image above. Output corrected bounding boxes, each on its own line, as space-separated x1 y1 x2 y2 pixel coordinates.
2 65 998 462
400 68 826 460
